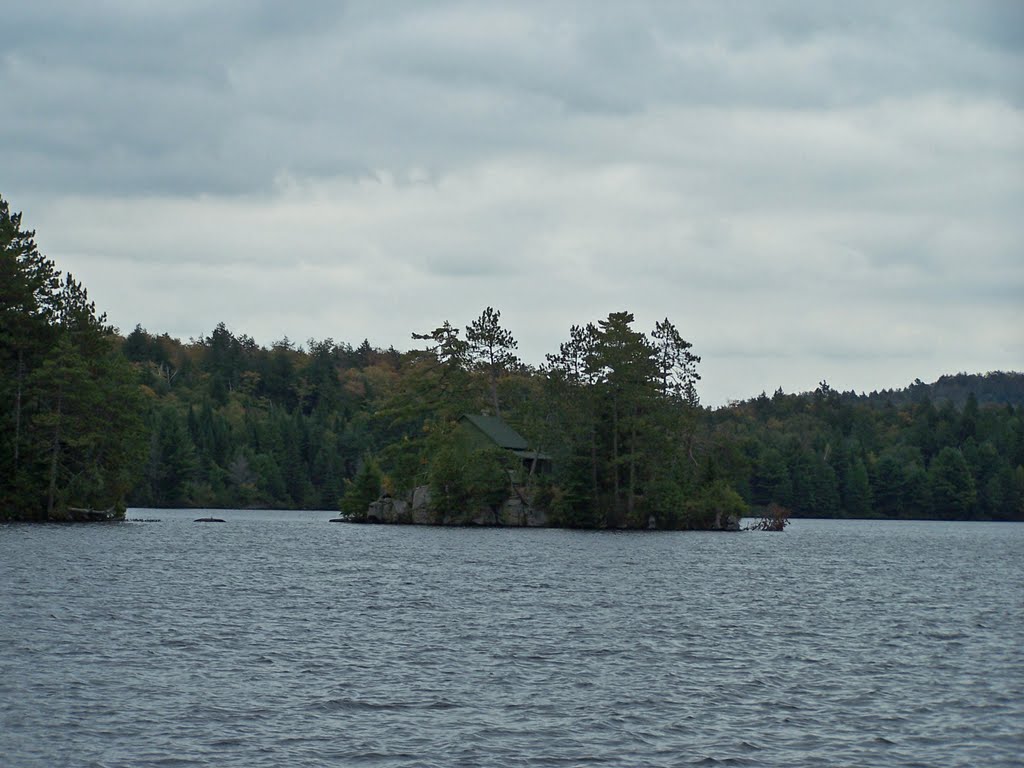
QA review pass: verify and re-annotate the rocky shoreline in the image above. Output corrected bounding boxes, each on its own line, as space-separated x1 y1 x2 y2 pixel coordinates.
345 485 741 530
358 485 548 527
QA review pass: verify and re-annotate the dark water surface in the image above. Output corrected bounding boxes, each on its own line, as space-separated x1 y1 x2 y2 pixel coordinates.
1 512 1022 767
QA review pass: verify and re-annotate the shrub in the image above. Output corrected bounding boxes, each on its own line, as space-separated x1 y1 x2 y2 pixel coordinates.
340 454 383 521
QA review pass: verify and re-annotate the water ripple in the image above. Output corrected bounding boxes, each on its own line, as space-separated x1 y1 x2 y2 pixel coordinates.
1 514 1022 767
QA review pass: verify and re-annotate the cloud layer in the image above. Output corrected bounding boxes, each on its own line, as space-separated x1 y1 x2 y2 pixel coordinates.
3 1 1021 404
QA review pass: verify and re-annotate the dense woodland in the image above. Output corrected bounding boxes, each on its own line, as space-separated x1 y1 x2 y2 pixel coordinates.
3 195 1024 524
1 197 145 520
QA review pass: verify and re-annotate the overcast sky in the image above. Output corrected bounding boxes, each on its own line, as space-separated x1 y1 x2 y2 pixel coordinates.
2 1 1021 405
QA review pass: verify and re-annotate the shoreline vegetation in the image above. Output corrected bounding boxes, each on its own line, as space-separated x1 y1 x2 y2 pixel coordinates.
4 193 1024 526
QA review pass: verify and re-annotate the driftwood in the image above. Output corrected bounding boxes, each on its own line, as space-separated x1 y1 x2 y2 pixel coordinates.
749 502 791 531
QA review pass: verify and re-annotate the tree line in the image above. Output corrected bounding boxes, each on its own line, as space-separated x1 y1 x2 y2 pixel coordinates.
703 380 1024 521
3 194 1023 523
1 197 145 519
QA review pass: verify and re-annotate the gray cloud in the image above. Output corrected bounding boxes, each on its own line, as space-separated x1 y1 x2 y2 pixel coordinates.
2 1 1021 404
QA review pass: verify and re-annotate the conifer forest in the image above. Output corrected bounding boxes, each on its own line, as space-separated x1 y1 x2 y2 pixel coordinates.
3 195 1023 524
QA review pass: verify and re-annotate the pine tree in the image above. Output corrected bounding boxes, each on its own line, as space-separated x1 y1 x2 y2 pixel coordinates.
18 272 146 519
592 312 657 523
1 197 60 506
340 454 383 521
844 457 872 517
928 447 977 519
651 318 701 406
465 306 520 416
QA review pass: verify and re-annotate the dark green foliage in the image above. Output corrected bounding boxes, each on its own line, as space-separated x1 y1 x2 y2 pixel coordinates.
113 323 398 510
844 458 872 518
1 198 59 513
651 317 701 406
427 442 510 524
465 448 512 514
712 376 1024 520
137 405 199 507
682 481 749 530
465 306 519 416
543 311 698 526
340 455 383 521
427 442 471 523
548 452 604 528
751 448 792 507
113 311 1024 521
871 452 905 517
866 373 1024 409
644 476 687 530
928 447 977 519
1 196 146 520
7 211 1014 527
788 449 840 517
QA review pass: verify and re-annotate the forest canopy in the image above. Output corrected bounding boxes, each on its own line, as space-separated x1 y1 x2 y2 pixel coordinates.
1 196 145 520
3 194 1023 523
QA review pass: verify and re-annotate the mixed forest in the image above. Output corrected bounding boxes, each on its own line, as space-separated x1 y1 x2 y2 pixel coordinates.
3 194 1024 524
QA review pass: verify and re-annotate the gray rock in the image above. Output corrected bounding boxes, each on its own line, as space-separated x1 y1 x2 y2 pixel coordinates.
500 497 547 527
366 484 549 527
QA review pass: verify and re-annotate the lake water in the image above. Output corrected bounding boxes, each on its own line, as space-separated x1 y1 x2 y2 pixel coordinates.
1 512 1022 767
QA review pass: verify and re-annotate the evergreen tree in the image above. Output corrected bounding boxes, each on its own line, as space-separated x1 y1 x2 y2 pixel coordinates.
1 197 60 505
902 460 931 518
465 306 519 416
4 248 146 519
651 317 701 406
340 454 383 521
844 458 872 517
871 452 906 518
928 447 977 519
591 311 657 524
752 447 792 508
142 406 198 507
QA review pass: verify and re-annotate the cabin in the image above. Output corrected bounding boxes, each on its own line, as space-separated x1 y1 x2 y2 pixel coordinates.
458 414 552 476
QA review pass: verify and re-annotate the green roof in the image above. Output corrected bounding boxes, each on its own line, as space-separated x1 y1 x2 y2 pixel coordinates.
461 414 530 450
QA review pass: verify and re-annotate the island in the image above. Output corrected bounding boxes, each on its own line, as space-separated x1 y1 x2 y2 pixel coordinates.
4 194 1022 526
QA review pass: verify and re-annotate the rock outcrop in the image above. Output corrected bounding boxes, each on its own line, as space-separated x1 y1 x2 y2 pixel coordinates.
362 486 547 527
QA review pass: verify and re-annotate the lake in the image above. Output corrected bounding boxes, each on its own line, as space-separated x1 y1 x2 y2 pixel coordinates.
1 512 1022 767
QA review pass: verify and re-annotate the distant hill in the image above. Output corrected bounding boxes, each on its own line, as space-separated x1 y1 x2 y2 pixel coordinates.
858 372 1024 410
717 370 1024 521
